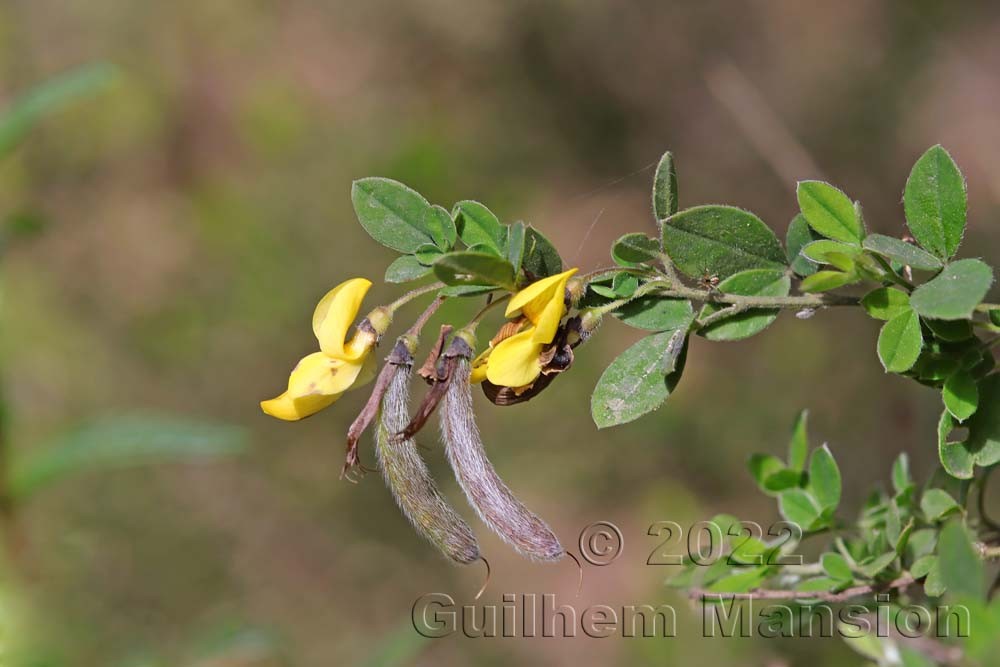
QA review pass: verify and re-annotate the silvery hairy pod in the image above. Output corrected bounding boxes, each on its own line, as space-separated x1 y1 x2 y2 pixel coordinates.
441 333 564 562
374 339 480 564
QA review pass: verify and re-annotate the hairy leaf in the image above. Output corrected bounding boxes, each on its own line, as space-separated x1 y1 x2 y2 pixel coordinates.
904 145 967 260
661 205 786 279
352 178 437 253
909 259 993 321
591 329 687 428
796 181 864 244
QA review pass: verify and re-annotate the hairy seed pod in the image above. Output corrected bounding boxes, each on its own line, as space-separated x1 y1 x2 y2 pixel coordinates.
377 361 480 564
441 356 564 561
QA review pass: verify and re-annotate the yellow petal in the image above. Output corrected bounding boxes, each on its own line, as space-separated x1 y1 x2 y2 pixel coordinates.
469 348 492 384
470 363 488 384
505 268 577 341
260 351 367 421
312 278 372 358
260 390 341 421
486 329 544 388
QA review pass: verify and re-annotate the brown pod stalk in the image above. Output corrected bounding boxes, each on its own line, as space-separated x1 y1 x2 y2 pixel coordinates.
376 355 480 564
441 350 564 562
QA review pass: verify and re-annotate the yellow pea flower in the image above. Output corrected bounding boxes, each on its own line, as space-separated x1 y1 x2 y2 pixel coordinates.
483 268 577 388
261 277 385 421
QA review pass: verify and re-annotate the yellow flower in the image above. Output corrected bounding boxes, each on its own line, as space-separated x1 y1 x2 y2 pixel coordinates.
261 278 381 421
483 268 577 388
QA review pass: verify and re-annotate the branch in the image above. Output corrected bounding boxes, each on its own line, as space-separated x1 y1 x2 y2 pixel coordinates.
650 284 860 310
689 575 915 603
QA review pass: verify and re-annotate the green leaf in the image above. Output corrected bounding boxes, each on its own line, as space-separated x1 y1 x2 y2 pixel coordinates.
862 234 943 271
799 270 858 293
943 371 979 422
611 272 639 297
788 410 809 471
705 566 769 594
698 269 790 341
351 178 437 253
877 309 923 373
801 240 863 263
612 233 659 265
938 411 975 480
821 552 852 582
891 452 912 495
910 554 937 579
0 62 119 159
522 225 563 278
748 453 784 485
778 489 822 530
924 559 946 596
505 221 525 275
920 489 961 522
384 255 432 283
861 287 911 321
796 576 840 593
909 259 993 321
433 252 516 290
661 205 786 279
990 309 1000 327
438 285 497 298
904 145 967 259
796 181 864 244
591 329 687 428
786 214 821 277
614 297 694 331
937 520 985 600
808 444 842 511
962 374 1000 467
926 318 974 342
425 205 457 250
453 200 504 254
414 243 444 266
9 414 247 500
761 469 804 494
652 151 678 221
858 552 897 578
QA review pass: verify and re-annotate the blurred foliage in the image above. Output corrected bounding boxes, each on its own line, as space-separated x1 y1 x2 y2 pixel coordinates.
0 1 998 666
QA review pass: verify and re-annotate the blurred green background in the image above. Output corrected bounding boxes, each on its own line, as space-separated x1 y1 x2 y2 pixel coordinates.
1 1 999 665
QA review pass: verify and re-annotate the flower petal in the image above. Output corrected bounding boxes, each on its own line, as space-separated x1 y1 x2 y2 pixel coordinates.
486 328 544 388
260 351 367 421
312 278 372 357
505 268 577 323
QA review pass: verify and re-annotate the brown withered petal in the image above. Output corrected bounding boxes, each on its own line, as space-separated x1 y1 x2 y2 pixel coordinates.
490 317 527 347
397 335 474 441
480 340 573 406
417 325 452 382
481 374 555 406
